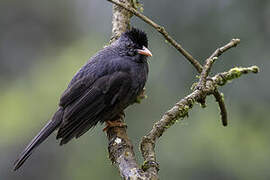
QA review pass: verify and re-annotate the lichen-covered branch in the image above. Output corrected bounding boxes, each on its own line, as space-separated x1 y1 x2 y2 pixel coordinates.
196 38 240 125
140 66 259 172
106 0 157 179
107 0 203 73
212 66 259 85
105 0 259 179
198 38 241 89
110 0 134 43
106 121 149 179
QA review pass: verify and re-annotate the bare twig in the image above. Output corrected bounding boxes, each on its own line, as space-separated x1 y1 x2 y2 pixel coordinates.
198 38 241 89
209 38 241 59
107 0 203 73
213 89 228 126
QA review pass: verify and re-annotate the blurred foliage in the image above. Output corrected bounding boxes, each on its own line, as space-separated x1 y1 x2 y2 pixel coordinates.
0 0 269 180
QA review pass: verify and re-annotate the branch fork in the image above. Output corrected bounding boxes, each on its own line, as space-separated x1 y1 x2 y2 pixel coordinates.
105 0 259 179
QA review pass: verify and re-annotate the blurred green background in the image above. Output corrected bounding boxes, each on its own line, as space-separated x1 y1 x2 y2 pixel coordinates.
0 0 269 179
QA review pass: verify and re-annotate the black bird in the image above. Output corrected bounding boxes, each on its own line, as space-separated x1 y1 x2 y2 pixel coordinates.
13 28 152 170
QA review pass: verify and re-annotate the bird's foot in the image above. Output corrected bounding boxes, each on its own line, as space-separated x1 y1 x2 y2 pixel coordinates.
103 120 127 132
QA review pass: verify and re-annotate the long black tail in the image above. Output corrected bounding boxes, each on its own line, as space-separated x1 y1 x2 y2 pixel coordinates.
13 108 63 171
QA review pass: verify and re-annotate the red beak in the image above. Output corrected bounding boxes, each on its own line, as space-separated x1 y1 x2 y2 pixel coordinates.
137 46 152 57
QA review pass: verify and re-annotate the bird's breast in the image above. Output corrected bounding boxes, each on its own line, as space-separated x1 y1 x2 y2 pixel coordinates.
129 62 148 95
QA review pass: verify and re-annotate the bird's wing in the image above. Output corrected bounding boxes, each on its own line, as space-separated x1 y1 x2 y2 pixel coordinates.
59 75 96 107
56 71 132 145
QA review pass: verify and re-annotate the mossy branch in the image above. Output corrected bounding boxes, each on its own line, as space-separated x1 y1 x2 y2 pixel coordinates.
106 0 260 179
107 0 157 179
140 65 259 172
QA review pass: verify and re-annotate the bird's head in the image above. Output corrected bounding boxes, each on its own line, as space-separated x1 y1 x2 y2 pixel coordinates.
116 28 152 61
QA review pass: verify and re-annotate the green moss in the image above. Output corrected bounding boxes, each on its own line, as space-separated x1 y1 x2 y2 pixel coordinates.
141 161 149 171
174 105 189 121
200 103 207 108
250 65 259 73
217 66 259 86
133 0 144 12
220 92 225 101
227 66 259 82
187 98 195 108
165 101 193 130
164 105 189 129
228 67 242 80
191 82 198 91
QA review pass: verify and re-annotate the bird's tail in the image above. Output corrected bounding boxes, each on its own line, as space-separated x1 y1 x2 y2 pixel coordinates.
13 108 63 171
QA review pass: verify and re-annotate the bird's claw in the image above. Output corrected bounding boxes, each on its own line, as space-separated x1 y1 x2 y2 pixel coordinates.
103 120 127 132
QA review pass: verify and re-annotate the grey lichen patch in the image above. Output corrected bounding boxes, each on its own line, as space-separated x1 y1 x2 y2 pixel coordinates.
208 57 217 64
110 0 133 43
212 57 218 62
165 104 189 129
115 137 122 144
141 160 159 172
231 38 241 45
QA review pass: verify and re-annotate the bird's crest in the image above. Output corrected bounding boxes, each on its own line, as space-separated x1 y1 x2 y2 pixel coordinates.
124 28 148 48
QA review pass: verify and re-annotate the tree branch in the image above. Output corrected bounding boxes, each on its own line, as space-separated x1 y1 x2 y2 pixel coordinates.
195 38 240 125
198 38 240 89
107 0 203 73
106 0 158 179
105 0 259 179
213 89 228 126
140 66 259 172
110 0 133 43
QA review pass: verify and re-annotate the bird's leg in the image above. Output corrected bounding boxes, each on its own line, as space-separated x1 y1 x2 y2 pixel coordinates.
102 121 127 132
103 112 127 132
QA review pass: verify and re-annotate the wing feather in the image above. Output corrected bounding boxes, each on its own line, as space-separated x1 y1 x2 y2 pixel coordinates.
59 75 96 107
57 71 132 145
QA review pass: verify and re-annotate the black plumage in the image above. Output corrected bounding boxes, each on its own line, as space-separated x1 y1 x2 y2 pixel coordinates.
13 28 151 170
